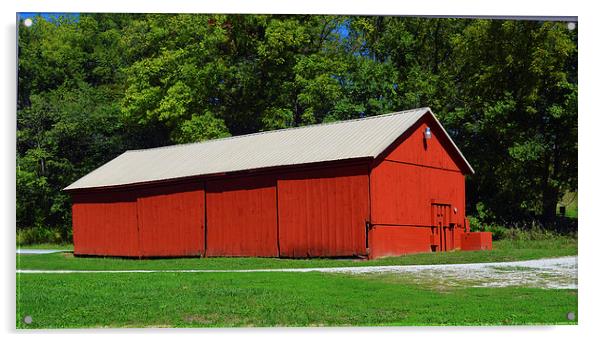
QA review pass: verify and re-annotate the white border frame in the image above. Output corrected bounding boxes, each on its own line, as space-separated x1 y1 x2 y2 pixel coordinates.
3 1 598 341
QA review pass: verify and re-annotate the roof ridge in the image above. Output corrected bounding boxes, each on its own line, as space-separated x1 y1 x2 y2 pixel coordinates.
126 107 431 153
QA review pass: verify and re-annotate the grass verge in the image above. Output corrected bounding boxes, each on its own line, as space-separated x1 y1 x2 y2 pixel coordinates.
17 243 73 250
17 238 576 271
16 271 577 328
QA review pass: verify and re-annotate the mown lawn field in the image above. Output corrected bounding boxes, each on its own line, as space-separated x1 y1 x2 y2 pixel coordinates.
16 271 577 328
16 237 578 328
17 238 577 271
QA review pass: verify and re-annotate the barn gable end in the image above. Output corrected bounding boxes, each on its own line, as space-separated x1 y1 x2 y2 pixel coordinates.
379 115 469 173
368 114 469 258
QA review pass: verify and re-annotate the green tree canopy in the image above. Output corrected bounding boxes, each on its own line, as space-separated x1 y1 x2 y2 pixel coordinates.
17 14 577 237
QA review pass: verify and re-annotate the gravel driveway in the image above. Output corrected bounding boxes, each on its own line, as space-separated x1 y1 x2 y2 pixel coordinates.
343 256 578 289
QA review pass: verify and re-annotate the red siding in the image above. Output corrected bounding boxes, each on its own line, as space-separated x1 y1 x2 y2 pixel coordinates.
371 161 465 226
71 190 140 257
206 175 278 257
137 183 204 257
369 226 432 259
384 116 465 172
277 164 370 257
454 225 464 250
369 116 468 258
461 232 493 251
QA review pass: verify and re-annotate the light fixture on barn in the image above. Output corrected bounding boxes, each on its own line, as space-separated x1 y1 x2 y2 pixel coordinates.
424 127 432 140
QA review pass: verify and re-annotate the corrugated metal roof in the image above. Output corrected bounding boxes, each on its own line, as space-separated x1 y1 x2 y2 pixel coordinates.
65 107 474 191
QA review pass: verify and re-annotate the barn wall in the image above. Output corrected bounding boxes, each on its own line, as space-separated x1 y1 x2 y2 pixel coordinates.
368 226 432 259
71 181 205 257
137 182 205 257
277 164 370 257
71 190 140 257
371 162 466 226
206 175 278 257
369 116 467 257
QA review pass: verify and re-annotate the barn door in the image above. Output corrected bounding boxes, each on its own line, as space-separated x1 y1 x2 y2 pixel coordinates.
205 175 278 257
431 203 454 252
137 183 205 257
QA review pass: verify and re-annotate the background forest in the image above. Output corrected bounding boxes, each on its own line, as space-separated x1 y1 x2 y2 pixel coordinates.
16 14 577 244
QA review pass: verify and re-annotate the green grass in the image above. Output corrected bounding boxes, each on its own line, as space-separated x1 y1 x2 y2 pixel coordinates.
16 271 577 328
16 237 578 328
17 243 73 250
558 191 578 218
17 238 577 271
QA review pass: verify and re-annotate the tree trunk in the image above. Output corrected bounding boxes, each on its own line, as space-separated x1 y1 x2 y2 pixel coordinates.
541 148 559 223
542 185 559 222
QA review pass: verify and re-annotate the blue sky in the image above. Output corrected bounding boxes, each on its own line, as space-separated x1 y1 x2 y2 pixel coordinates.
18 12 79 22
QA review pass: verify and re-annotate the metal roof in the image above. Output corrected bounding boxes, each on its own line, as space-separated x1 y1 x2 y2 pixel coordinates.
64 107 474 191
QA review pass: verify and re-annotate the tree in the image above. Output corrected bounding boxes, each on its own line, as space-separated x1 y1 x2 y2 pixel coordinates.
450 20 577 221
16 14 578 238
17 14 132 233
352 17 577 222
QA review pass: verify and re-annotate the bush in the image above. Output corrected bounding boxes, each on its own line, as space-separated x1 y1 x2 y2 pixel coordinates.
17 226 72 246
467 216 505 240
466 216 577 241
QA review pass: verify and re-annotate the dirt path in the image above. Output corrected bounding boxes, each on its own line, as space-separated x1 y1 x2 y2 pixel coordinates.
17 256 577 289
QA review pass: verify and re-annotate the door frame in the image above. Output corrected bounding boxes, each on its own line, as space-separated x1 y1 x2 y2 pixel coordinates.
430 199 453 252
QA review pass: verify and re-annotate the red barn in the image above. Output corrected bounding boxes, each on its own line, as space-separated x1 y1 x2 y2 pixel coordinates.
65 108 491 259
